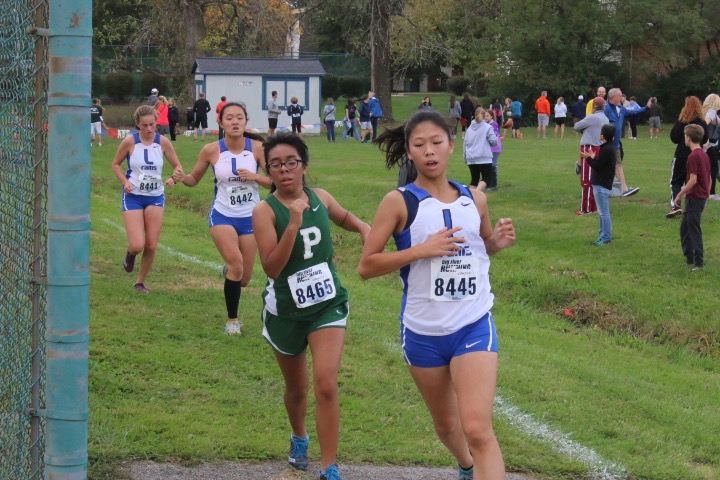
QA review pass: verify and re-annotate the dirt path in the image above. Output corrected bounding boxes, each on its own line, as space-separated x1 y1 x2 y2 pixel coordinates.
128 460 540 480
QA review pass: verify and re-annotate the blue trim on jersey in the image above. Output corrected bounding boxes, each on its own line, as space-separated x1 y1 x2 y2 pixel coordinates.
393 180 475 324
219 138 228 153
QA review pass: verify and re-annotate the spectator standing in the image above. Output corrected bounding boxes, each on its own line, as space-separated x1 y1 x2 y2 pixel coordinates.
167 98 179 141
667 96 707 218
368 91 383 140
490 98 503 123
448 95 462 139
675 124 711 270
267 90 281 135
322 97 337 143
418 96 433 110
535 91 551 139
571 95 587 124
287 96 304 138
155 96 170 136
148 88 159 106
647 97 663 139
625 96 641 139
587 86 606 116
486 109 502 189
343 99 361 141
510 98 523 138
501 97 513 138
553 97 567 139
460 93 475 134
581 124 618 247
359 95 372 142
193 92 211 142
216 96 228 140
90 98 105 147
464 107 498 190
573 97 608 215
604 88 648 196
701 93 720 200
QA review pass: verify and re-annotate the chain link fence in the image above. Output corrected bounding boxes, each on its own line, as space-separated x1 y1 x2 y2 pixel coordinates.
0 0 49 478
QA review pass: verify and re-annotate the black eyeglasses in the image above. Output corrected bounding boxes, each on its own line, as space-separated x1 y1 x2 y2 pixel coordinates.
267 160 303 172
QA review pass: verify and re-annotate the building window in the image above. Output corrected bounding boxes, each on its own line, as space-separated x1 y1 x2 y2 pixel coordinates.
263 77 310 110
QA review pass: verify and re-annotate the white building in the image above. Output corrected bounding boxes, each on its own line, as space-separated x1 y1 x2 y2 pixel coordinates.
191 57 326 133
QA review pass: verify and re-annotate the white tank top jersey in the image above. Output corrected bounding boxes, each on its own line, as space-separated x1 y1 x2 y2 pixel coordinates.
393 181 493 336
211 137 261 218
125 132 164 196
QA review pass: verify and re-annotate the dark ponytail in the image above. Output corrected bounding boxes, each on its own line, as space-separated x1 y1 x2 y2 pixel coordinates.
374 109 452 170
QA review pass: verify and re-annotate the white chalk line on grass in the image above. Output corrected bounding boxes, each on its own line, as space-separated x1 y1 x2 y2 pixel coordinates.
100 218 223 271
495 396 627 480
101 217 627 479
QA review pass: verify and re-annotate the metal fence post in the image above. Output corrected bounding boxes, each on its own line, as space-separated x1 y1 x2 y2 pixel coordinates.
38 0 92 477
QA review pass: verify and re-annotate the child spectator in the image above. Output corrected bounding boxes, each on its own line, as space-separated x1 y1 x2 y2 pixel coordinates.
484 109 502 189
287 96 304 137
675 124 711 270
580 124 617 247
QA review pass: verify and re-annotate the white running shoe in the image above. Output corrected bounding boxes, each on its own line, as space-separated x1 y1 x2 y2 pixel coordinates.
224 321 242 335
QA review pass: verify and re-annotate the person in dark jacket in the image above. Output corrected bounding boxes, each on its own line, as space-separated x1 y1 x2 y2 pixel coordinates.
581 124 617 246
168 98 180 141
459 93 475 133
666 96 708 218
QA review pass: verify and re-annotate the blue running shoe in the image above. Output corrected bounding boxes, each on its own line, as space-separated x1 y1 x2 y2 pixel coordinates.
458 464 473 480
288 434 309 471
319 463 342 480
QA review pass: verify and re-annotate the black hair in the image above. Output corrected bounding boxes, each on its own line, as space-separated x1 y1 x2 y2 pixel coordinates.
601 123 616 143
374 110 452 170
262 132 310 193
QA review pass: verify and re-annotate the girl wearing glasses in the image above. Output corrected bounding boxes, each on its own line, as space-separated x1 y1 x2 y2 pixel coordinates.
358 110 515 480
252 133 369 480
177 102 271 335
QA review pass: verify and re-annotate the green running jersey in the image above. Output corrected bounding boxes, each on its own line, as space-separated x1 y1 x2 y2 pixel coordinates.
262 188 348 320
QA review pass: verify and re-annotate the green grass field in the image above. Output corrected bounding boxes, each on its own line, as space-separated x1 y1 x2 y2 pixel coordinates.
89 93 720 480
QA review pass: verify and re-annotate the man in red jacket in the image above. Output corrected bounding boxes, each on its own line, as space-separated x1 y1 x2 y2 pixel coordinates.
535 90 551 139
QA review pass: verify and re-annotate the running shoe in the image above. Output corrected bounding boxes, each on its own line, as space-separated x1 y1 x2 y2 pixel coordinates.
622 187 640 197
134 283 150 294
592 239 609 247
123 252 136 272
319 463 342 480
288 434 310 471
224 321 242 335
458 464 474 480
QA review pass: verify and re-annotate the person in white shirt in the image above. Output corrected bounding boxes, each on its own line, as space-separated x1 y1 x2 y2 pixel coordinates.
554 97 568 139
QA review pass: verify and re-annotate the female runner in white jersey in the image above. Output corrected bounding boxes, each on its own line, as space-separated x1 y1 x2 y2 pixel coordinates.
111 105 184 294
358 110 515 480
177 102 271 334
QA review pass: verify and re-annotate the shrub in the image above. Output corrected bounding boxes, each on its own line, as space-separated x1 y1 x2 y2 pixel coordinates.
338 76 369 99
321 75 340 100
141 73 168 96
447 76 469 96
91 73 103 98
105 71 134 99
